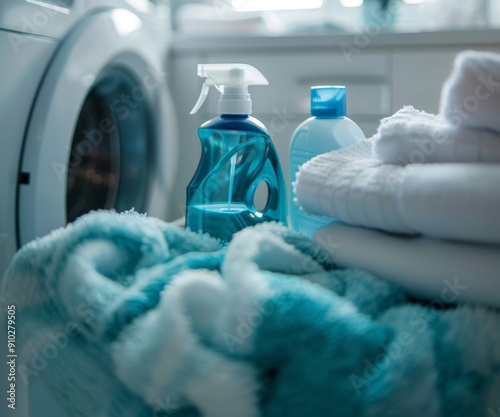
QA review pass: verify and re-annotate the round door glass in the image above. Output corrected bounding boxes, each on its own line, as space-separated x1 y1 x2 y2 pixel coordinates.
66 68 152 223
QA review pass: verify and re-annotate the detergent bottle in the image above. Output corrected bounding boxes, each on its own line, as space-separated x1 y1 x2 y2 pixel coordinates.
187 63 287 241
289 86 365 238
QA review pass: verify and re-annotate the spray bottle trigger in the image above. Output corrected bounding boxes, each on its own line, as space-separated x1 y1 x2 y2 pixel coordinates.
190 82 210 115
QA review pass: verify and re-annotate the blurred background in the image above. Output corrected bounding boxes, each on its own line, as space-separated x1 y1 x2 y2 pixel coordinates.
171 0 500 35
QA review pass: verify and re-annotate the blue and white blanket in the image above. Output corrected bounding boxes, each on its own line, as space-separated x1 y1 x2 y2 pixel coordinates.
1 210 499 417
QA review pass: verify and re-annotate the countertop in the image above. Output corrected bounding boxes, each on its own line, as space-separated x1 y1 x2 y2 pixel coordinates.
172 28 500 54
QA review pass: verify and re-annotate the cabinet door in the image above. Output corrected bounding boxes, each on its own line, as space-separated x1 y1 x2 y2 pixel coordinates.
392 47 500 114
206 51 390 120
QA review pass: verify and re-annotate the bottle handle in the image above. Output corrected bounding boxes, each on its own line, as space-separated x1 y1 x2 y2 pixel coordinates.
246 175 277 215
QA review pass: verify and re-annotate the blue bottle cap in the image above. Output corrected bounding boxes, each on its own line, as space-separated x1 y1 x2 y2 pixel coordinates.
311 86 346 117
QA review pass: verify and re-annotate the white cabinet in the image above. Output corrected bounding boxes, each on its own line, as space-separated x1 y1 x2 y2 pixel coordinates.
391 46 500 114
206 51 390 114
391 49 460 114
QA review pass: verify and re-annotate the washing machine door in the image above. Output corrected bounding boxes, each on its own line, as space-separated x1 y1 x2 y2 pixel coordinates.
19 8 177 246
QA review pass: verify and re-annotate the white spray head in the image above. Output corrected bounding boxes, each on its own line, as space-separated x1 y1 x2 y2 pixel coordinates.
190 63 269 115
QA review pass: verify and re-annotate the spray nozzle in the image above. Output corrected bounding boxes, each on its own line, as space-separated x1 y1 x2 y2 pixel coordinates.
190 63 269 115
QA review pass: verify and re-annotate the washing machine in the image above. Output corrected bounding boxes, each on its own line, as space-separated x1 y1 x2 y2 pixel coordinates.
0 0 178 277
0 0 178 415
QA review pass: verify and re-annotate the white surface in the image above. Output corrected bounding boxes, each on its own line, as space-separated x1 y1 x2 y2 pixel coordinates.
314 222 500 307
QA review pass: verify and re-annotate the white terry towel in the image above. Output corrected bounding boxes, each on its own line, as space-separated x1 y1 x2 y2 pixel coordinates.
441 50 500 134
372 106 500 165
294 140 500 244
313 222 500 308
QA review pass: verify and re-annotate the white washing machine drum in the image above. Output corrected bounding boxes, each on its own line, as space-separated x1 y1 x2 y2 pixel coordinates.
19 9 177 246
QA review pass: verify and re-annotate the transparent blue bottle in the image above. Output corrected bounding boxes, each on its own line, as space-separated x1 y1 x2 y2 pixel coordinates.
186 64 287 242
289 86 365 238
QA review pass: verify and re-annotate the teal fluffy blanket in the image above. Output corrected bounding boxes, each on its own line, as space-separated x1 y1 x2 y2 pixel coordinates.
1 210 499 417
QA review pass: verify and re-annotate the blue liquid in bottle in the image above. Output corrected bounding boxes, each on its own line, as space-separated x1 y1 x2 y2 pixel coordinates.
187 115 287 242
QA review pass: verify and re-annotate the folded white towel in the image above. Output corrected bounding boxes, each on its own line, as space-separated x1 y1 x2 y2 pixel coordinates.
295 140 500 244
372 106 500 164
441 50 500 134
313 222 500 308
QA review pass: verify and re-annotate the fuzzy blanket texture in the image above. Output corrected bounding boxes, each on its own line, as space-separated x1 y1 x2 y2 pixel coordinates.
1 210 499 417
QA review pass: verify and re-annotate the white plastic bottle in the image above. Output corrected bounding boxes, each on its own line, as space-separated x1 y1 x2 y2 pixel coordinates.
289 86 365 238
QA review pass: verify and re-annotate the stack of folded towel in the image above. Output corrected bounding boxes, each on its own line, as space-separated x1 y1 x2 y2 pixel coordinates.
295 50 500 307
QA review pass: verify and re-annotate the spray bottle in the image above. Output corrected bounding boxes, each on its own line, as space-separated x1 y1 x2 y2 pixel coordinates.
187 63 287 241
